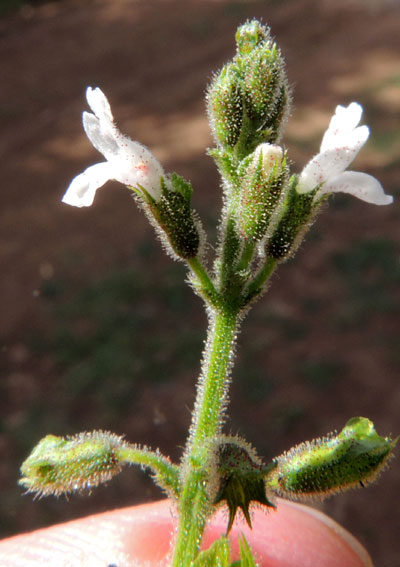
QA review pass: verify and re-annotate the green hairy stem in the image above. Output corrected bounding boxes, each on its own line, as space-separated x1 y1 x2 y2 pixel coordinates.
172 309 240 566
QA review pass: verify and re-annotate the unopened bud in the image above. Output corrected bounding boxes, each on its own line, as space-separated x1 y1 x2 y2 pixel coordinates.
207 20 290 160
267 417 397 501
254 143 283 173
235 20 269 56
19 431 127 496
244 44 281 119
238 143 287 242
207 65 243 148
235 20 291 150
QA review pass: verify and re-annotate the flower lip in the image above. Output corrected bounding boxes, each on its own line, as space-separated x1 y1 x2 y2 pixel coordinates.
320 102 364 152
62 87 164 207
297 102 393 206
86 87 114 124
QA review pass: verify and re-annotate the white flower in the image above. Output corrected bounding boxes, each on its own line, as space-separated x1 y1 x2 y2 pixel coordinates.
254 143 283 173
62 87 164 207
297 102 393 206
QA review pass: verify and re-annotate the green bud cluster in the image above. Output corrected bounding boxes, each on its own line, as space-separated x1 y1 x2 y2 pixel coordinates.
267 417 397 500
206 20 315 272
207 20 290 158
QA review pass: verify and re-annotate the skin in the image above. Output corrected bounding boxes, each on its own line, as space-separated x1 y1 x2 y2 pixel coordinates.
0 498 372 567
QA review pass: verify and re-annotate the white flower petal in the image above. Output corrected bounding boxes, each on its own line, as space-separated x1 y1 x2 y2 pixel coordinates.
62 162 113 207
331 102 362 132
320 103 363 152
86 87 114 124
298 128 369 194
320 102 368 152
254 143 283 172
111 142 165 201
321 122 369 154
319 171 393 205
83 112 119 159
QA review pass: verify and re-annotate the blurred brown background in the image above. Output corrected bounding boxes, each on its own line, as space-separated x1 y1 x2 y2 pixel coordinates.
1 0 399 564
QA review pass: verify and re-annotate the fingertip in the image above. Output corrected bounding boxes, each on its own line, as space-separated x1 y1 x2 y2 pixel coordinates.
0 499 373 567
204 499 372 567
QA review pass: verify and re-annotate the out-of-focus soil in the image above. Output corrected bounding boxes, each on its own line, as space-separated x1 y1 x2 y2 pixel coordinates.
1 0 399 565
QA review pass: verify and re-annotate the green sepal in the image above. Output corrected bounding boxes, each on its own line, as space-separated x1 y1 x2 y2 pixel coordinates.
130 183 157 205
207 63 244 149
149 177 200 259
265 175 317 260
267 417 397 500
208 148 239 186
231 81 290 160
243 43 282 123
211 437 276 533
169 172 194 202
266 82 290 139
193 536 231 567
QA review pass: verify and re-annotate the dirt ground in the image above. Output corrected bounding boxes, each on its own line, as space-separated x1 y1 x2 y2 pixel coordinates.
1 0 399 565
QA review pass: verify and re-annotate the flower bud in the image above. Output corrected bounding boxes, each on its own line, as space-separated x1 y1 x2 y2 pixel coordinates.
235 19 269 56
207 64 243 148
255 142 284 172
244 44 281 118
19 431 127 496
267 417 397 501
238 143 287 242
235 20 291 149
206 20 290 159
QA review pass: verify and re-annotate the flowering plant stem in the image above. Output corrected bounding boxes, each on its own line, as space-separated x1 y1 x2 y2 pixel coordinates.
18 19 396 567
173 308 240 566
173 237 276 565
